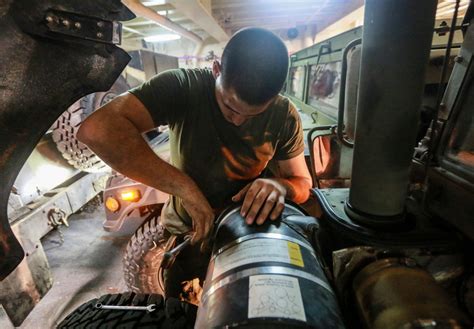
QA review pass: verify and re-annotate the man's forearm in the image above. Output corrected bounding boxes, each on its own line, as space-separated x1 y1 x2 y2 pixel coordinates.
77 93 216 243
77 108 200 201
272 177 311 204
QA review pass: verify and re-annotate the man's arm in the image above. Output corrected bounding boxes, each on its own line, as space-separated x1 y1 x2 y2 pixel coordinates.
77 92 214 243
232 152 312 225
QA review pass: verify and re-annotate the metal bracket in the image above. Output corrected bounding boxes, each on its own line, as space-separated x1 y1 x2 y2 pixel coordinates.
47 207 69 228
44 9 122 44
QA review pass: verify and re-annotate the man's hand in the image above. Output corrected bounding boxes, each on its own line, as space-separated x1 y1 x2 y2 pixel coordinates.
232 178 286 225
182 190 215 244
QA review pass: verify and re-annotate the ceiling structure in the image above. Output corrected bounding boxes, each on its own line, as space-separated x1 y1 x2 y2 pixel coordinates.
436 0 470 19
211 0 363 36
122 0 363 44
121 0 471 47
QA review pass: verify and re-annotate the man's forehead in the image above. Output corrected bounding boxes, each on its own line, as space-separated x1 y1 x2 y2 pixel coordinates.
223 86 240 103
222 86 268 116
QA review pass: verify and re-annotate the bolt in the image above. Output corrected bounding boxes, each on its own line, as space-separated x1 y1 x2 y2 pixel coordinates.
97 32 103 38
74 22 81 29
45 15 54 23
454 56 463 63
97 21 104 28
62 19 70 27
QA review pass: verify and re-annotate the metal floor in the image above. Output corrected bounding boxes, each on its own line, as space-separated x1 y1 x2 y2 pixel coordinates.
19 205 129 329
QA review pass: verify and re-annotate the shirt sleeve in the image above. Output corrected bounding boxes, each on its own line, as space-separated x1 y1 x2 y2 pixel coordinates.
273 102 305 160
128 69 189 127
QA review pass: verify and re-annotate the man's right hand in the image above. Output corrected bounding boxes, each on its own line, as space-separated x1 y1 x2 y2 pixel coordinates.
182 190 214 244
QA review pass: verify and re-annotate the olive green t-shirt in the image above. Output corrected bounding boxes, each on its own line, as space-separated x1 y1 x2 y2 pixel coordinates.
130 68 304 228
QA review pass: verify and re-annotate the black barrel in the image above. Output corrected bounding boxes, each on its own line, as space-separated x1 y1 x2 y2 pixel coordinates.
195 204 345 328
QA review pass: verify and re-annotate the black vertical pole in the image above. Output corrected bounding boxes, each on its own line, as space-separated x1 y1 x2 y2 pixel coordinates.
347 0 438 226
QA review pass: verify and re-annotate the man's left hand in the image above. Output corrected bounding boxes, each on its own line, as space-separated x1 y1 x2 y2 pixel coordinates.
232 178 286 225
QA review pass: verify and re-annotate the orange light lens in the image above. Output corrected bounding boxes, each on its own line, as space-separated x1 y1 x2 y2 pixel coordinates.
105 197 120 212
120 190 141 202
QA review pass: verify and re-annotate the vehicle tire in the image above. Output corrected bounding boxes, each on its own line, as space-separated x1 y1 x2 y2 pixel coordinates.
57 292 197 328
123 214 174 295
52 76 129 172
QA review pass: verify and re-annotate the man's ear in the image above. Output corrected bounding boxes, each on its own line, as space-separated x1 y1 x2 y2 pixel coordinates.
212 60 221 79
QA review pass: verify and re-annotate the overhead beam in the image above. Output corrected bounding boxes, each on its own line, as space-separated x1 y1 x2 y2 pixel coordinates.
168 0 229 42
125 15 190 26
122 25 147 36
129 23 201 36
211 0 344 10
123 0 203 44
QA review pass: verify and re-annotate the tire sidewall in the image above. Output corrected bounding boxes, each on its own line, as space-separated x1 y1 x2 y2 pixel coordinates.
123 216 171 295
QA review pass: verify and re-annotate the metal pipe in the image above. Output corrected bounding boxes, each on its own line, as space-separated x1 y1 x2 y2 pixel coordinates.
353 258 470 329
122 0 203 46
347 0 438 224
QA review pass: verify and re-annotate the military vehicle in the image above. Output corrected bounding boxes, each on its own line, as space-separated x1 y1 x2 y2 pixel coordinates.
0 0 473 328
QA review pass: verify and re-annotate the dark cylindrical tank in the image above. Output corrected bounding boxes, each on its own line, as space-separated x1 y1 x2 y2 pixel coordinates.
348 0 437 223
195 204 345 328
353 258 471 329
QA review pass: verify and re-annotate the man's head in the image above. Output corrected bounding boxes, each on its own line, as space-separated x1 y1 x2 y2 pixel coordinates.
213 28 289 126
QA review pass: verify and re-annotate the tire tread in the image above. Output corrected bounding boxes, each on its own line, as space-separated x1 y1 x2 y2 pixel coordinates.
57 293 196 328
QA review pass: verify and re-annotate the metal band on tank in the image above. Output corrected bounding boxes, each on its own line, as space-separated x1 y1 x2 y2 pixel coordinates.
217 204 304 228
202 266 334 303
211 233 316 262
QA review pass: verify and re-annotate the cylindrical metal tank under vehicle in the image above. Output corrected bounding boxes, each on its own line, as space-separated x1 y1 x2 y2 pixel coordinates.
195 205 345 328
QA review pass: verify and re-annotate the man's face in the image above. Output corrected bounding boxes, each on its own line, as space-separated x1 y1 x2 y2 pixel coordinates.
213 61 274 127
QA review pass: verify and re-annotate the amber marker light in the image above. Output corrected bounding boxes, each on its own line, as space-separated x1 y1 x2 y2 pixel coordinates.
120 190 141 202
105 197 120 212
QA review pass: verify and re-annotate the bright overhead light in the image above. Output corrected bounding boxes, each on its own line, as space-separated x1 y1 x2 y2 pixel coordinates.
144 34 181 42
142 0 167 6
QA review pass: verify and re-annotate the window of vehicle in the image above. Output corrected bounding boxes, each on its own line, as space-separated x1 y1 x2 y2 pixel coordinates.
307 62 341 110
445 104 474 171
288 66 305 100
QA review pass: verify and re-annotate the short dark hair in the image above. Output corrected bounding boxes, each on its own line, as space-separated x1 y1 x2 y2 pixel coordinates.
220 28 289 105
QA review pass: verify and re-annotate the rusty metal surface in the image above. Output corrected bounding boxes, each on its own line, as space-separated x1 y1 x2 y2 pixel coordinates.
353 258 471 329
0 241 52 327
0 0 134 280
332 247 465 304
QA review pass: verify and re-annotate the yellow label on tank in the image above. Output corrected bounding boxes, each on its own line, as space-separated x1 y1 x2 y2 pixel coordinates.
287 241 304 267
